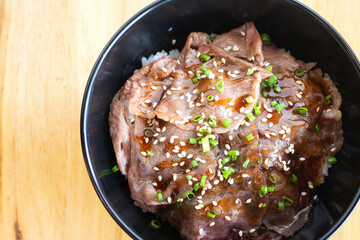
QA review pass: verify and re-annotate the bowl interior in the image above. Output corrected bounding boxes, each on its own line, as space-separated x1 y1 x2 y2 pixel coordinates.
81 0 360 239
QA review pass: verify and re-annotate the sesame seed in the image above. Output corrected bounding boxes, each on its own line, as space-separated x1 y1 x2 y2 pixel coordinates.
316 107 320 112
166 152 170 158
152 182 157 186
153 167 159 171
235 198 240 204
267 113 273 119
229 135 234 141
239 230 243 237
218 69 224 73
140 82 146 86
140 151 147 157
225 216 231 221
173 174 177 181
269 122 274 128
301 192 307 196
270 132 276 136
158 175 162 181
172 39 176 45
172 163 178 167
213 179 220 185
245 198 252 204
151 86 158 91
180 161 185 166
279 130 285 135
242 173 249 177
201 189 206 195
249 229 256 233
258 203 263 208
152 102 158 108
195 206 201 210
213 61 217 67
187 154 193 159
299 157 306 161
212 201 217 206
145 137 149 143
296 80 302 84
296 93 302 98
225 144 231 150
261 118 267 123
130 118 135 123
288 101 294 106
233 45 239 51
185 169 190 173
308 181 314 189
326 109 331 112
159 137 166 142
188 180 193 185
221 58 226 64
331 147 336 152
228 178 234 184
144 99 151 103
210 222 215 227
167 197 172 203
265 133 271 139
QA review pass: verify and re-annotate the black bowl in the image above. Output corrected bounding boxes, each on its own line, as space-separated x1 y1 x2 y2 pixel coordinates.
81 0 360 239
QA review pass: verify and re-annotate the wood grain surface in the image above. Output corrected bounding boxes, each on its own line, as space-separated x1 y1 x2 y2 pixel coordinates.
0 0 359 239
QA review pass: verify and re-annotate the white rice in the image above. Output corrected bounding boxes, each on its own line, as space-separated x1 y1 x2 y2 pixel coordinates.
141 49 180 67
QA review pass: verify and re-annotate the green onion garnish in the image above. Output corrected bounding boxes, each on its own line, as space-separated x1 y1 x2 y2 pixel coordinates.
186 191 195 201
206 117 217 127
246 68 254 75
260 186 268 194
315 123 320 132
200 66 208 72
209 139 218 146
269 174 277 184
193 115 203 122
192 77 199 84
253 103 261 115
145 129 154 137
157 192 163 201
262 91 268 97
273 86 281 93
207 95 214 102
295 68 305 77
147 151 154 156
265 65 273 72
246 133 254 141
216 80 224 93
275 103 287 112
268 186 275 192
258 158 262 164
297 107 308 115
186 175 192 180
191 160 198 168
202 136 210 153
196 72 201 79
222 157 230 164
207 212 216 218
261 80 268 88
221 167 234 179
325 94 333 104
176 198 183 208
189 138 198 144
243 158 250 168
290 174 297 183
193 183 200 192
201 129 211 137
278 201 285 212
200 175 207 187
327 156 337 165
222 118 231 127
229 150 240 161
209 36 215 42
150 219 161 229
247 113 255 122
271 100 278 107
261 33 271 45
245 96 254 103
282 197 293 206
267 75 278 87
112 165 120 173
200 54 211 62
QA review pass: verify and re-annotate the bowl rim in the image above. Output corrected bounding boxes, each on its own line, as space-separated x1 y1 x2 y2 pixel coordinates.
80 0 360 239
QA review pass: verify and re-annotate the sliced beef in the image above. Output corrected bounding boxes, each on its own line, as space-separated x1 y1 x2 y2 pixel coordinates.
109 23 343 240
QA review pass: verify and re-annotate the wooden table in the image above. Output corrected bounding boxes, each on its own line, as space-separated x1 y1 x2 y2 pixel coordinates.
0 0 359 239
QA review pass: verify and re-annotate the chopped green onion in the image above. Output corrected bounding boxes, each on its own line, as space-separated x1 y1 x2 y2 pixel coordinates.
276 103 287 112
325 94 333 104
207 212 216 219
201 129 211 137
191 160 198 168
262 91 268 97
176 198 183 208
193 183 200 192
157 192 163 201
262 203 267 208
246 68 254 75
259 192 263 198
209 36 215 42
245 96 254 103
267 75 278 87
222 157 230 164
229 150 240 161
254 103 261 115
327 156 337 165
247 113 255 122
207 95 214 102
186 191 195 201
295 68 305 77
269 174 277 184
282 197 293 206
271 100 278 107
265 65 273 72
209 139 218 146
200 175 207 187
196 72 201 79
268 186 275 192
297 107 308 115
222 118 231 127
278 201 285 212
243 158 250 168
200 54 211 62
216 80 224 93
147 151 154 156
112 165 120 173
315 123 320 132
193 115 203 122
206 117 217 127
261 80 268 88
186 175 192 180
261 33 271 45
273 86 281 93
221 167 234 179
200 66 208 72
260 186 268 194
202 136 210 153
189 138 198 144
290 174 297 183
246 134 254 141
192 77 199 84
150 219 161 229
145 129 154 137
258 158 262 164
